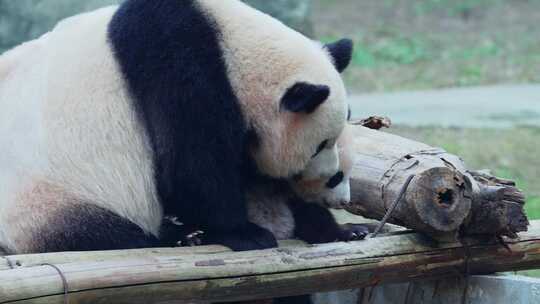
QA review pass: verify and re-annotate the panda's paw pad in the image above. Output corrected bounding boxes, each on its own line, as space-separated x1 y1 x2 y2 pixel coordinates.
177 230 205 247
339 224 369 241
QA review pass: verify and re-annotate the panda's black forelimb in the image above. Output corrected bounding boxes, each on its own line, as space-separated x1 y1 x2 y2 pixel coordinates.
202 222 278 251
108 0 277 251
288 199 369 244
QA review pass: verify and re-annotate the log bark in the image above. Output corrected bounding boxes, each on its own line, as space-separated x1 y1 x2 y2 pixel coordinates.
1 221 539 304
345 124 528 241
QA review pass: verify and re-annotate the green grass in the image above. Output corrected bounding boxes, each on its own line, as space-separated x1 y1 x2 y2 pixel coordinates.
322 34 429 68
526 196 540 219
414 0 501 17
313 0 540 92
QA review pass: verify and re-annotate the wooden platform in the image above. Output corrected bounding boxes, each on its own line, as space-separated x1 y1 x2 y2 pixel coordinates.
1 220 539 303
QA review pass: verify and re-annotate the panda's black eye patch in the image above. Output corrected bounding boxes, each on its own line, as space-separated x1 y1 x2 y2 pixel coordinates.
312 140 329 158
326 171 344 189
281 82 330 114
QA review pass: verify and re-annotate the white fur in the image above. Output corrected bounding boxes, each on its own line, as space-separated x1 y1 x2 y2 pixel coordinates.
0 7 161 253
301 145 340 181
247 186 296 240
198 0 348 178
247 124 355 239
0 37 46 82
290 124 355 208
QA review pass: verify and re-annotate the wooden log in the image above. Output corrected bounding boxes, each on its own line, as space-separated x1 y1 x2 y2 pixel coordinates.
464 170 528 238
345 124 528 240
1 221 540 304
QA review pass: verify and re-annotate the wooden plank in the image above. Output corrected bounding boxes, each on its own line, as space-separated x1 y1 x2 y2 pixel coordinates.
1 221 540 304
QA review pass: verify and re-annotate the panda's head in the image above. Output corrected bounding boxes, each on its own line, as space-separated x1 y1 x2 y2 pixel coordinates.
246 38 353 179
200 0 353 178
289 123 355 209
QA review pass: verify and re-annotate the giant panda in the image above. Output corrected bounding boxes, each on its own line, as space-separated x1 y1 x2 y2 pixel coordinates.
0 0 354 254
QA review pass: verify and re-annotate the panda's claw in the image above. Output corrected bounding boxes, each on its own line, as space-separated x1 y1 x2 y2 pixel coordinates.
339 224 370 241
185 230 205 247
176 230 205 247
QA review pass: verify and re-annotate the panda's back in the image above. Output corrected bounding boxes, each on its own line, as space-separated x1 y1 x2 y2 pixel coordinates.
0 6 162 253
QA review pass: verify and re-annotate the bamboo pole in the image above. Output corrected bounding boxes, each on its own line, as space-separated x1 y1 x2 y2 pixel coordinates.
1 221 540 304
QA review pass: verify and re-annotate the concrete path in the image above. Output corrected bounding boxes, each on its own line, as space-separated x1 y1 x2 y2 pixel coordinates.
349 84 540 128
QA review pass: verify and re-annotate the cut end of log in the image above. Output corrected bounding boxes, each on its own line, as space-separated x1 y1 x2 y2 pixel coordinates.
407 167 472 233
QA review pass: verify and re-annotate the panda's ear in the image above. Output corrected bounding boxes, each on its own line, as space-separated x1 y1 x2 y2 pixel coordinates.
281 82 330 114
325 38 353 73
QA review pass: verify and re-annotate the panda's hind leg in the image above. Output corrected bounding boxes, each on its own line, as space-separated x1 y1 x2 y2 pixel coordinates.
33 203 161 253
47 205 158 253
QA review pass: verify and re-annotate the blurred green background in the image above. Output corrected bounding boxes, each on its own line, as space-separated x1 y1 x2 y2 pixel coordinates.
1 1 538 220
314 0 540 92
310 0 540 220
3 0 539 91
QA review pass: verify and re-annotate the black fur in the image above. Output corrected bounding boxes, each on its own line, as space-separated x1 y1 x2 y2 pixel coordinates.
29 203 160 253
273 295 313 304
108 0 276 251
0 245 10 255
288 200 344 244
288 199 368 244
313 139 329 158
326 171 344 189
325 39 354 73
281 82 330 114
227 295 312 304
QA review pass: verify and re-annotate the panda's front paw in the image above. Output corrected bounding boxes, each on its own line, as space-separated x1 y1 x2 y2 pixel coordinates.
205 222 278 251
338 223 369 241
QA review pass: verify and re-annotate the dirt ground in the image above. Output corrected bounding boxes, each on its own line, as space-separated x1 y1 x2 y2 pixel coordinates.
313 0 540 93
